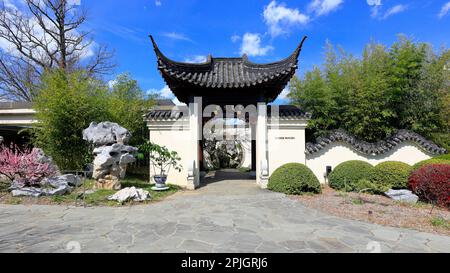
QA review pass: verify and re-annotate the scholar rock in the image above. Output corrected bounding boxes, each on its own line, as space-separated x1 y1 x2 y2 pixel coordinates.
107 187 151 203
385 189 419 204
12 188 43 198
42 174 82 188
91 144 138 190
82 122 132 146
83 122 138 190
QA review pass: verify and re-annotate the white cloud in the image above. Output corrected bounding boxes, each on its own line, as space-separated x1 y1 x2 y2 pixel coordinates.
155 0 162 7
2 0 19 10
159 85 173 98
438 2 450 18
367 0 382 18
148 85 186 105
184 55 207 63
161 32 192 42
367 1 408 20
172 97 185 106
148 85 173 99
367 0 381 5
308 0 344 16
108 79 118 89
381 4 407 19
239 33 273 57
263 1 309 37
231 34 241 43
68 0 81 6
279 86 290 100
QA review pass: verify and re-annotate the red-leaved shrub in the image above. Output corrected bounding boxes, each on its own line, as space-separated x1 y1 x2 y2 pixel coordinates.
408 164 450 208
0 144 57 187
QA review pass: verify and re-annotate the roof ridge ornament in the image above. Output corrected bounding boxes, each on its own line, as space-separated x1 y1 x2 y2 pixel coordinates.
296 36 308 58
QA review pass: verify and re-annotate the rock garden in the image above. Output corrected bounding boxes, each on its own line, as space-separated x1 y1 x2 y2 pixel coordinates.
0 122 181 206
267 155 450 236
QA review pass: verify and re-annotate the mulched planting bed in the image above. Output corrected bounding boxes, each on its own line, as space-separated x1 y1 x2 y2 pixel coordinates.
291 185 450 236
0 178 181 207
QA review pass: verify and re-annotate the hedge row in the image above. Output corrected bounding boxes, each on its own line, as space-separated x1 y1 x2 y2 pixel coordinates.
327 157 450 207
268 156 449 208
328 160 412 193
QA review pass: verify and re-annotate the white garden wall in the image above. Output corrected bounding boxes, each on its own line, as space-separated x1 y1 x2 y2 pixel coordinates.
306 141 433 183
148 119 193 188
267 119 308 177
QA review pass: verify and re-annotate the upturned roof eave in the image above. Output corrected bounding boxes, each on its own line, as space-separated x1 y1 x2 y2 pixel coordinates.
149 35 307 71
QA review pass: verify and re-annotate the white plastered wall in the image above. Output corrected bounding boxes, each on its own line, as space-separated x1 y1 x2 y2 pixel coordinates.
305 141 433 183
267 119 308 177
147 119 193 188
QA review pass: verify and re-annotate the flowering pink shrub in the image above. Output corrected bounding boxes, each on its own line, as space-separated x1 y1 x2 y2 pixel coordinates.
0 144 57 187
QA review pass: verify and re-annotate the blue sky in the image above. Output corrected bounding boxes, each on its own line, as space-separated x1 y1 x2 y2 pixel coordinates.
9 0 450 104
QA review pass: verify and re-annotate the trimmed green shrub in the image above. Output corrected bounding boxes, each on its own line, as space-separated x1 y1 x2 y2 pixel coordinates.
268 163 321 195
369 161 411 190
412 158 450 172
32 70 111 170
328 161 374 191
434 154 450 160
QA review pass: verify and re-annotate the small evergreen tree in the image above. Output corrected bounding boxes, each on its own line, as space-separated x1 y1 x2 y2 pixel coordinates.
289 35 449 145
32 69 111 170
107 73 155 146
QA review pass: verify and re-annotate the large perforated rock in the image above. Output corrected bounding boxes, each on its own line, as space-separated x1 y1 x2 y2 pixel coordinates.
83 122 138 190
82 122 132 146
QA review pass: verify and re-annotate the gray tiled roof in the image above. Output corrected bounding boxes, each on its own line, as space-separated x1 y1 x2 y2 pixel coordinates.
306 129 447 156
146 107 187 121
145 105 309 121
268 105 310 119
149 35 307 104
155 99 176 106
151 36 306 89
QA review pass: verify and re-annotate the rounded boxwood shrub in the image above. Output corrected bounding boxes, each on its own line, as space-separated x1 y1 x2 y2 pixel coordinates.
328 161 374 192
268 163 321 195
408 164 450 208
369 161 411 190
412 157 450 172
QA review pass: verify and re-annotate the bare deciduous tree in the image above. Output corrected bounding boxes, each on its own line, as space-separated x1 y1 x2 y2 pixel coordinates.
0 0 114 101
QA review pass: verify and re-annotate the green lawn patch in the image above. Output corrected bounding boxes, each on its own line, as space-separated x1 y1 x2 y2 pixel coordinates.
431 217 450 230
1 176 181 207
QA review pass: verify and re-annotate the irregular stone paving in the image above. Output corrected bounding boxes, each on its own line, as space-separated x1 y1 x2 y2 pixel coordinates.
0 177 449 253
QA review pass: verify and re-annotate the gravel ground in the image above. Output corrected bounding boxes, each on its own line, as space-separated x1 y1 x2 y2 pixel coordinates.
291 186 450 236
